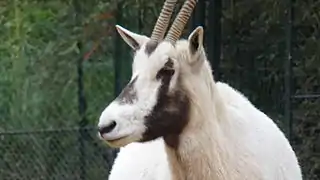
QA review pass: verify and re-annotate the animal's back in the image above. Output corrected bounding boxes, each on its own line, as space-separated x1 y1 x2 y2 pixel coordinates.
216 82 302 180
108 138 171 180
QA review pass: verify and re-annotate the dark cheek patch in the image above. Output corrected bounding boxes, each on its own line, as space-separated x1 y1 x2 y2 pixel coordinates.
116 76 138 104
142 68 190 149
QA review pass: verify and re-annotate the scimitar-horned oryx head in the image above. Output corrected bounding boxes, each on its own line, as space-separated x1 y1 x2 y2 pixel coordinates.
98 0 206 148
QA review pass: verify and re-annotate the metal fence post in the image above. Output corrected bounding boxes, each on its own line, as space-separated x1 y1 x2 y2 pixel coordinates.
72 0 88 179
114 2 123 98
188 0 205 34
284 0 294 141
207 0 222 81
77 43 87 180
112 0 124 159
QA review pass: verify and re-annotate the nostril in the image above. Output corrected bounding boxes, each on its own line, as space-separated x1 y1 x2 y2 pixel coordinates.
99 121 117 135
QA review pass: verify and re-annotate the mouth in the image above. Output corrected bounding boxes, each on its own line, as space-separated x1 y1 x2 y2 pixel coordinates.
105 136 128 143
100 134 131 148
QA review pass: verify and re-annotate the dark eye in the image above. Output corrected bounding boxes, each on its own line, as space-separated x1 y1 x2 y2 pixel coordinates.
156 58 175 79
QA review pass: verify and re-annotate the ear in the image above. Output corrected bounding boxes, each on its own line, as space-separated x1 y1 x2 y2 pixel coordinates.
188 26 204 55
115 25 150 50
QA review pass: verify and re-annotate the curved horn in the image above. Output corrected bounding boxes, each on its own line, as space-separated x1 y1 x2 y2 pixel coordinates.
165 0 197 44
150 0 178 42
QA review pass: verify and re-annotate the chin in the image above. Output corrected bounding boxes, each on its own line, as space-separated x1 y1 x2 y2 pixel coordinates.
104 135 140 148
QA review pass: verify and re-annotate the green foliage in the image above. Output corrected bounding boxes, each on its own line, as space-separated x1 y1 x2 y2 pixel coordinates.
0 0 119 179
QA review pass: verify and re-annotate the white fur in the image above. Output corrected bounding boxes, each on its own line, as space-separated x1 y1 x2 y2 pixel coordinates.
165 80 302 179
109 81 302 180
99 25 303 180
108 138 171 180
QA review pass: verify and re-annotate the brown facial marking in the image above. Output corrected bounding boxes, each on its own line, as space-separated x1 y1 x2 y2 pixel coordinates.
116 76 138 104
141 59 190 149
145 40 159 55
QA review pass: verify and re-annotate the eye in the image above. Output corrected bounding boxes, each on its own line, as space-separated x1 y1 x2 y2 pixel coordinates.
156 58 175 79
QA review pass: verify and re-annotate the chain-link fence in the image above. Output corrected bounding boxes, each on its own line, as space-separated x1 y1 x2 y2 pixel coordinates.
0 0 319 179
0 127 114 180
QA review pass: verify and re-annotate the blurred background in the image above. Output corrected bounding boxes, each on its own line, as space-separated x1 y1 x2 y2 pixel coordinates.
0 0 319 179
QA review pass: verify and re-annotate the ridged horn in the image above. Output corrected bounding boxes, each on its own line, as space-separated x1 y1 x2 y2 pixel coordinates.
164 0 198 44
150 0 178 42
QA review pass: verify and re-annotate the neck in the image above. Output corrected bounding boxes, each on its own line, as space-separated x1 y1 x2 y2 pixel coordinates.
164 68 233 180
